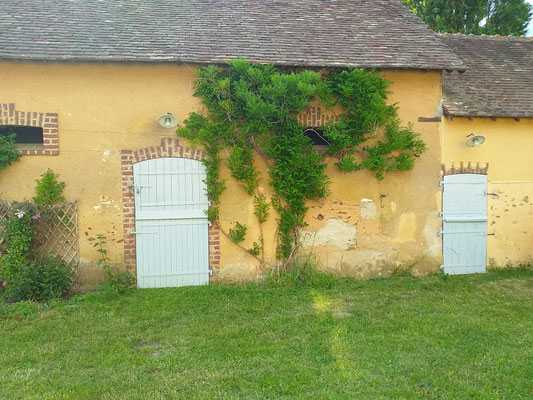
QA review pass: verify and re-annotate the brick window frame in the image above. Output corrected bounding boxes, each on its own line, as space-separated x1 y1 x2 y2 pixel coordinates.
121 138 221 278
0 103 59 155
441 162 489 176
297 106 339 127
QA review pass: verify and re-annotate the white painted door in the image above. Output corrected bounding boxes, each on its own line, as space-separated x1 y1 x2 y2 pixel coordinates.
133 158 210 288
441 174 487 275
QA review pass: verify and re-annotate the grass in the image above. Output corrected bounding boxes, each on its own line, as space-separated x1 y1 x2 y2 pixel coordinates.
1 267 532 399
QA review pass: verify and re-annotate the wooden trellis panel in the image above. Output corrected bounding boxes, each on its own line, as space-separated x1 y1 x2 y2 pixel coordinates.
0 199 79 266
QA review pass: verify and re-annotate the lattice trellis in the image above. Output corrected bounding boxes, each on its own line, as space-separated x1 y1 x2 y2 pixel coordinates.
0 199 79 266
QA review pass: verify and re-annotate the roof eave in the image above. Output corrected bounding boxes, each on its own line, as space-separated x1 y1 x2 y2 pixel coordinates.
0 55 467 72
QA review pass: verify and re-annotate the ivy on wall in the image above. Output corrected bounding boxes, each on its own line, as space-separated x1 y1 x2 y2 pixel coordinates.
177 60 425 265
0 134 21 171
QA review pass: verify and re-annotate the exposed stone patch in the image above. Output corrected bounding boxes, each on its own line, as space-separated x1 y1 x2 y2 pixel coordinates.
305 199 360 230
300 218 357 250
360 198 377 219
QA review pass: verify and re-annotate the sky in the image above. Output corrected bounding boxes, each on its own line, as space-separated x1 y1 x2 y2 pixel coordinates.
529 0 533 36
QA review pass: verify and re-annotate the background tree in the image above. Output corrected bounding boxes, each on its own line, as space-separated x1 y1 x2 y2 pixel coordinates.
404 0 532 36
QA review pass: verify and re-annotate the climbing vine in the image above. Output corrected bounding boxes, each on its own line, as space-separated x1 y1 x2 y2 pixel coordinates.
177 59 425 265
0 134 21 171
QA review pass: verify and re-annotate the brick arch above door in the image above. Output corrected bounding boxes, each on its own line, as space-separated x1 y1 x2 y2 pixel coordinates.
120 138 220 277
441 162 489 176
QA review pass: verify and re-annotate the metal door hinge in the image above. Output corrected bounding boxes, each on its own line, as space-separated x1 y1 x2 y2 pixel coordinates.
209 269 213 276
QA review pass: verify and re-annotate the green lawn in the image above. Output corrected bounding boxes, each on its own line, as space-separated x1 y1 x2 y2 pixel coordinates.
1 268 532 399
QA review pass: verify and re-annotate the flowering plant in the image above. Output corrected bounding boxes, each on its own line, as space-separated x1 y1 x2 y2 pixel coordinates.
0 204 40 290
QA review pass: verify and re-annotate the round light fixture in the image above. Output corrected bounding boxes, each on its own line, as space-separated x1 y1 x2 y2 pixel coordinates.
158 113 178 129
466 134 485 147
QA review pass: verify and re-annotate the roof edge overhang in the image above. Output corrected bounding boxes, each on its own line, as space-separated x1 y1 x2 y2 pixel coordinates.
0 56 468 72
443 111 533 119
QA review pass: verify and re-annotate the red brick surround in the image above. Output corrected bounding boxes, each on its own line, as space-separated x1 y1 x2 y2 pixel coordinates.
297 106 340 127
121 138 220 277
0 103 59 155
441 162 489 176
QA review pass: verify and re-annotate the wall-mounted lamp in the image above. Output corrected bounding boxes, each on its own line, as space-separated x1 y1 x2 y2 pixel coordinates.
158 113 178 129
466 133 485 147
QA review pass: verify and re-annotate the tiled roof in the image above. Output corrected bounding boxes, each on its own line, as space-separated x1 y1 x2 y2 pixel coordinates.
0 0 464 70
440 34 533 118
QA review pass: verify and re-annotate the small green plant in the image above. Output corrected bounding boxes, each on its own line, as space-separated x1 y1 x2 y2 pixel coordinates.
264 255 337 289
228 222 247 243
391 265 415 278
0 133 21 170
93 234 136 293
33 169 66 205
248 242 261 256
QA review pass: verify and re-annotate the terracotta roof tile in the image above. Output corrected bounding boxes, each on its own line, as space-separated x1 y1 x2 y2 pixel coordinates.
0 0 464 70
440 33 533 118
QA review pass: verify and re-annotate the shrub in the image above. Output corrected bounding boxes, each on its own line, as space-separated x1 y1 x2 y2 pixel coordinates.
1 256 73 302
0 206 73 302
33 169 66 205
0 133 21 170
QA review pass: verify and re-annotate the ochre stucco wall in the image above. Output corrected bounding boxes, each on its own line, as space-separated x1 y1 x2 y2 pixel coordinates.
0 61 444 286
443 117 533 266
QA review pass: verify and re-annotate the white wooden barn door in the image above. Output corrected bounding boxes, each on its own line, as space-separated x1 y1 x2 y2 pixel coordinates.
441 174 487 275
133 158 210 288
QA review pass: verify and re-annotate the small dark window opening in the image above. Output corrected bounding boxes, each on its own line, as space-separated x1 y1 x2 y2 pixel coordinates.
0 125 44 150
303 127 330 146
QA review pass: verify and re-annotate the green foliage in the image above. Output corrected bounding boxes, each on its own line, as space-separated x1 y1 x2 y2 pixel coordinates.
178 60 425 261
228 222 247 243
2 256 73 302
391 265 415 278
324 70 425 180
227 145 259 195
253 194 270 224
264 256 337 289
0 133 21 170
33 169 66 205
247 242 262 256
404 0 532 36
0 299 42 320
0 205 73 302
0 205 40 279
93 234 136 294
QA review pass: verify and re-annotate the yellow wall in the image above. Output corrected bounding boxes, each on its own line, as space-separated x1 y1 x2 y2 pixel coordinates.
0 61 444 286
443 117 533 266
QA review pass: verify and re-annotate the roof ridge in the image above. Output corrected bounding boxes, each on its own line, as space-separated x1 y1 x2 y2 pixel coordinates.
437 32 533 42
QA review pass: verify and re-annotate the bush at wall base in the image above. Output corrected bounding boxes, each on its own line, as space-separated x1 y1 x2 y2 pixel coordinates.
0 256 74 303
